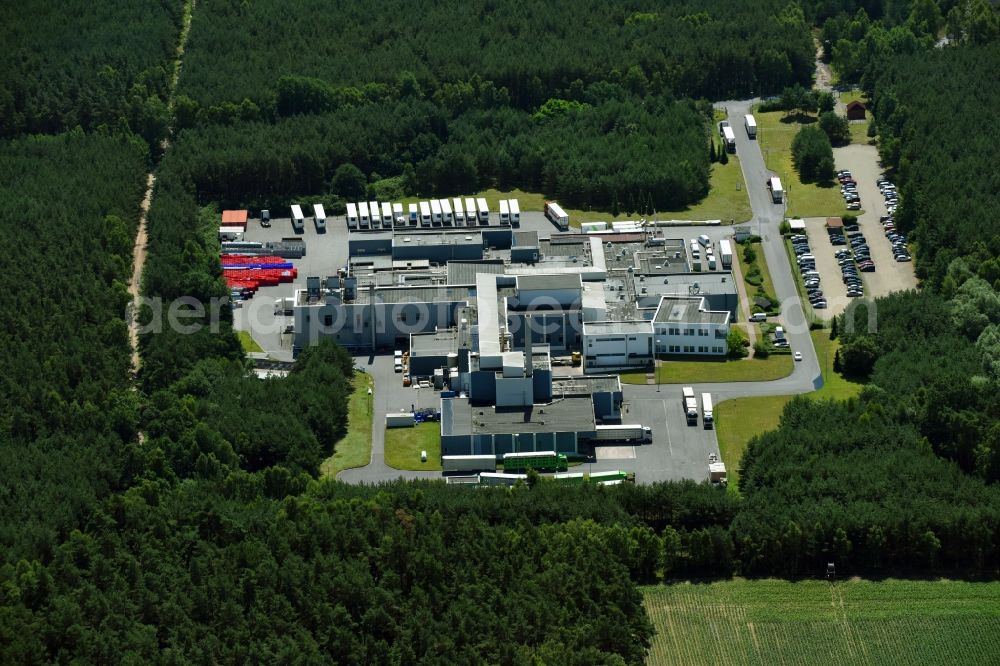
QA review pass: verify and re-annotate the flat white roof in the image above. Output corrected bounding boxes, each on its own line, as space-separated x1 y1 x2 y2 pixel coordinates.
290 204 304 219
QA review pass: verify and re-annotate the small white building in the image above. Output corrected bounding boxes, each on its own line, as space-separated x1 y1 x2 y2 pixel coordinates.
581 321 654 370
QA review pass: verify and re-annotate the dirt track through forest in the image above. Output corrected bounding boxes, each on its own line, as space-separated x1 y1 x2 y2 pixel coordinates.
126 0 194 378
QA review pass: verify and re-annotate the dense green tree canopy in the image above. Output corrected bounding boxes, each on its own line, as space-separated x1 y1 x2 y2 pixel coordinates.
3 3 1000 663
179 0 814 109
0 0 181 146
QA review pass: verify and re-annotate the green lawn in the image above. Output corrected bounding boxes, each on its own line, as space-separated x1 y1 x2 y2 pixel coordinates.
236 330 263 353
840 90 873 145
319 372 375 478
620 353 793 385
755 110 861 218
643 579 1000 666
735 240 779 313
384 421 442 471
714 330 863 489
811 329 865 401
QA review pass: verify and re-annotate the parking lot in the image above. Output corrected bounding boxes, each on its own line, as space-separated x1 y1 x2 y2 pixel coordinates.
802 219 847 319
507 384 723 483
834 145 918 298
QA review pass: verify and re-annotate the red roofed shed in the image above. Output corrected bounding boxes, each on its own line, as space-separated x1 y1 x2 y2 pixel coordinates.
846 100 867 121
221 209 249 228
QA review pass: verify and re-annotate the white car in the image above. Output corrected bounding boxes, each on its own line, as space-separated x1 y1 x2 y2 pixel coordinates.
794 351 803 361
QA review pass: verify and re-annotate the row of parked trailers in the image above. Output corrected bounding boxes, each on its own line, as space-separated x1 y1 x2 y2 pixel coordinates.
443 451 566 473
477 470 631 486
346 197 520 230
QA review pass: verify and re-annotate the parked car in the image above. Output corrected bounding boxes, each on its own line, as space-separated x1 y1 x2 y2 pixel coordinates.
749 312 768 322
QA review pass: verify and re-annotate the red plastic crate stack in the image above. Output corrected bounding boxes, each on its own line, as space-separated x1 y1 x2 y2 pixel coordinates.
220 254 288 265
222 255 297 293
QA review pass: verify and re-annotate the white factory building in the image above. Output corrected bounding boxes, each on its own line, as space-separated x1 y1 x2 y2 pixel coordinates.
581 296 730 371
291 227 734 371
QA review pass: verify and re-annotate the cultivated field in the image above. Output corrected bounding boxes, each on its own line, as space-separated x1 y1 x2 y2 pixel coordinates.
643 579 1000 666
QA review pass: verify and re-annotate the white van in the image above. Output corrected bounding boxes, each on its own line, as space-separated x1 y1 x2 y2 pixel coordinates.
697 234 711 247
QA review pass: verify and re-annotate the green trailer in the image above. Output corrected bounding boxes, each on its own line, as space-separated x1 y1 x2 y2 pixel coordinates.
502 450 568 473
587 470 633 484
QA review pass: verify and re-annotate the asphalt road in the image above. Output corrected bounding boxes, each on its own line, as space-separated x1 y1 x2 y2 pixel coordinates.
337 354 442 484
337 100 823 485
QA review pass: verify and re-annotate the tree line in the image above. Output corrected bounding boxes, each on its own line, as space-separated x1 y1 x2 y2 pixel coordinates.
178 0 814 110
166 88 712 214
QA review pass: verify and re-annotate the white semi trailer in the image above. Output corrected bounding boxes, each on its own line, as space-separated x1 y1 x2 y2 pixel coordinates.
588 424 652 443
442 454 497 473
380 202 393 228
290 204 305 232
702 393 714 429
719 239 733 268
769 176 784 204
358 201 370 228
313 203 326 231
682 387 698 425
722 125 736 152
545 201 569 230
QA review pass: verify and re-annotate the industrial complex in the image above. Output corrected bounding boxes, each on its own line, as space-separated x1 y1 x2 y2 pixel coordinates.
219 200 741 469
